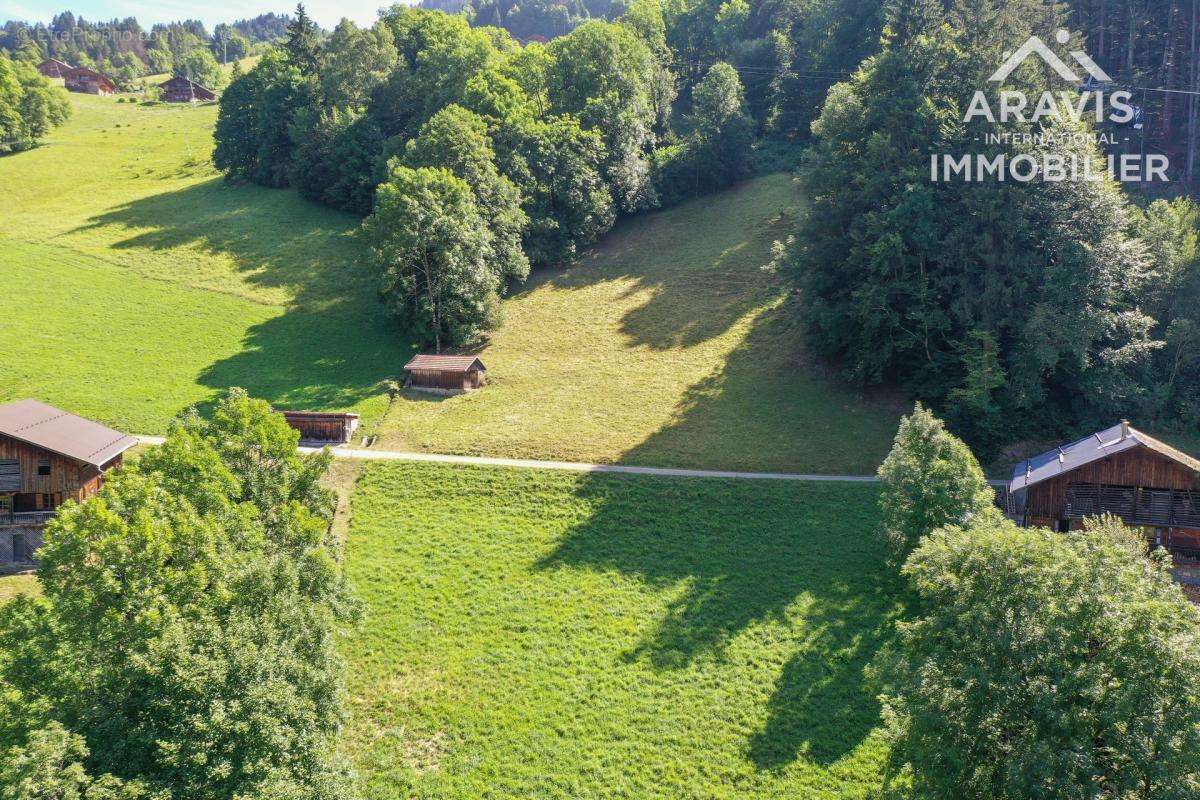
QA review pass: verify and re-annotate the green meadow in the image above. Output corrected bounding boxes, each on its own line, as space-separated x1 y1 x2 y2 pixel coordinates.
342 462 897 799
1 91 900 471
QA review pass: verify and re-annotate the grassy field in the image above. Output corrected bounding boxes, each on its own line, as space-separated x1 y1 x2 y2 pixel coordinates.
1 90 901 472
375 174 904 473
0 93 397 434
0 573 40 603
341 462 897 799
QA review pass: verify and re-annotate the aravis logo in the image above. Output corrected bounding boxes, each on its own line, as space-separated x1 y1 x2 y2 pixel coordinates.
988 29 1111 85
930 29 1169 184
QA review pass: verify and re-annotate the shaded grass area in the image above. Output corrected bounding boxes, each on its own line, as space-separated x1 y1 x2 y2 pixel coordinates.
0 93 402 432
376 174 903 474
341 462 898 799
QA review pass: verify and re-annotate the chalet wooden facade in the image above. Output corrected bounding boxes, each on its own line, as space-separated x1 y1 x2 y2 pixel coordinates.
1009 421 1200 557
159 75 216 102
0 400 136 564
36 58 73 78
404 355 487 394
278 410 360 445
64 67 116 95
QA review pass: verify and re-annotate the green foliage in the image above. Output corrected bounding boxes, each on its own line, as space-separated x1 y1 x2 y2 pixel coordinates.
0 54 70 154
290 105 386 214
320 20 398 109
214 49 313 186
795 0 1163 449
365 165 501 350
0 723 147 800
876 403 994 561
403 105 530 284
547 20 664 211
283 3 322 75
172 47 222 90
877 515 1200 798
0 390 355 800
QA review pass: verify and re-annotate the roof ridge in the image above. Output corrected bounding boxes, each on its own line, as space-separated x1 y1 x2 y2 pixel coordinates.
10 409 68 434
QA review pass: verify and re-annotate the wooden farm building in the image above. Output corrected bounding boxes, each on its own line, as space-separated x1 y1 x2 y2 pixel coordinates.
36 58 73 78
278 410 360 446
1008 421 1200 557
160 75 216 102
0 400 136 564
63 67 115 95
404 355 487 394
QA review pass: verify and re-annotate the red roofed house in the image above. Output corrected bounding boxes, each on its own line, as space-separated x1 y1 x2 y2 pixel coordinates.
403 354 487 394
0 400 136 563
64 67 116 95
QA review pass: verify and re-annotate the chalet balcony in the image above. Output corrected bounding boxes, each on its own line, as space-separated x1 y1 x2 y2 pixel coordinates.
1064 484 1200 529
0 510 55 528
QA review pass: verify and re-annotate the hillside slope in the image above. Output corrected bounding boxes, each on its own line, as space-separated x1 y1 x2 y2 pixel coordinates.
375 174 903 473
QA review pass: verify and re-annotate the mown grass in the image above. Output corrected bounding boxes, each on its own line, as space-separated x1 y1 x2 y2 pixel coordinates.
341 462 898 799
376 174 904 474
0 93 398 433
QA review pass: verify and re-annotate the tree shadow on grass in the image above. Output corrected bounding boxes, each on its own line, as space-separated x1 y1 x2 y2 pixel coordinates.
538 471 900 768
68 178 410 413
511 177 798 352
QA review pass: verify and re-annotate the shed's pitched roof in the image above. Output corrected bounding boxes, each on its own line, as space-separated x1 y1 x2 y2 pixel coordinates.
403 354 486 373
0 400 137 467
160 75 215 95
1009 422 1200 493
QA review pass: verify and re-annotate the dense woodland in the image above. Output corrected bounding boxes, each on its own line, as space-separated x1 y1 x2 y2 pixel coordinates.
0 54 69 152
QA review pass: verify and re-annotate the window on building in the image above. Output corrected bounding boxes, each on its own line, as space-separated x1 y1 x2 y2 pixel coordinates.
37 459 51 476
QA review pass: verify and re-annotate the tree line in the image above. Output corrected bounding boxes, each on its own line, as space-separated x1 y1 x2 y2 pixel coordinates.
213 3 755 350
0 390 358 800
793 0 1200 454
0 12 294 91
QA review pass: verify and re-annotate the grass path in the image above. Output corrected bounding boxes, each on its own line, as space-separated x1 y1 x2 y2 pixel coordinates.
342 462 897 799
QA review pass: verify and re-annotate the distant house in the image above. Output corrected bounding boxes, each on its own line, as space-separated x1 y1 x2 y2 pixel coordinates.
403 354 487 394
1008 420 1200 557
159 75 217 103
0 400 136 564
64 67 116 95
36 58 73 78
278 410 360 446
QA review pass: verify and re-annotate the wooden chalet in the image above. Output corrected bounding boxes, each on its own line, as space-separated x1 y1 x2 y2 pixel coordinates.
403 354 487 394
160 75 217 102
36 58 73 78
0 400 136 564
278 410 360 446
1008 421 1200 557
63 67 116 95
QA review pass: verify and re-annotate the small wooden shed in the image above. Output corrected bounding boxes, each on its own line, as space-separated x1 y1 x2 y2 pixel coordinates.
63 67 115 95
278 410 360 445
404 355 486 394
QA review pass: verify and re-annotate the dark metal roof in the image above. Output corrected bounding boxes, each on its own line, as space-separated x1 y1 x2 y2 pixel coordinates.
403 355 486 373
0 399 137 467
1009 421 1200 493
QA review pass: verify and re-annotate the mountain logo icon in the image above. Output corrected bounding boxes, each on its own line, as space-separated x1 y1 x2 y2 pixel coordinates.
989 29 1112 84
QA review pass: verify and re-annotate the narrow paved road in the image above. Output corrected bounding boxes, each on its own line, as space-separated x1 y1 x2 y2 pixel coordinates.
135 435 1007 485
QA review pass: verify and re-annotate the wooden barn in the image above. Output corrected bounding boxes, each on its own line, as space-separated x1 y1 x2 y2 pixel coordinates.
159 75 217 102
36 58 73 78
1008 421 1200 557
0 400 136 564
404 355 487 394
64 67 115 95
278 410 360 446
